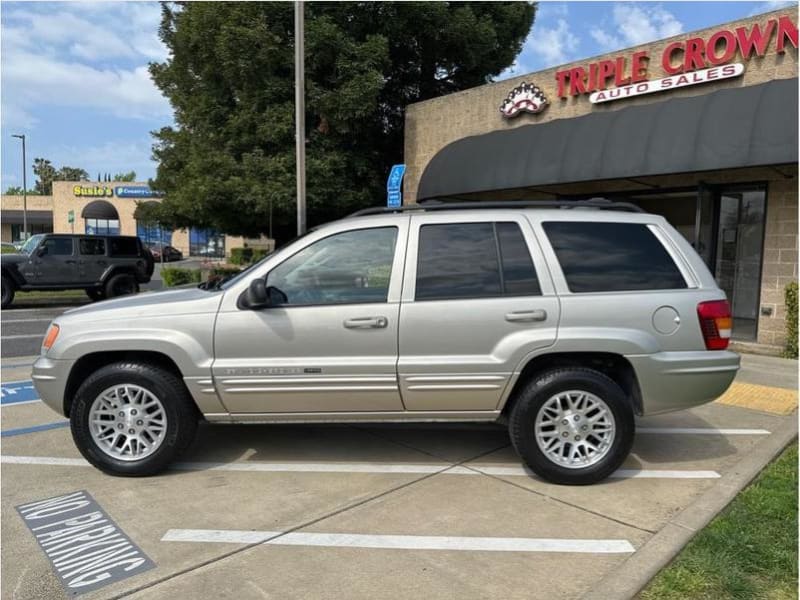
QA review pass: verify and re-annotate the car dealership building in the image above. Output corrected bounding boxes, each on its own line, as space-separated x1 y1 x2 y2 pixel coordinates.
1 181 261 258
404 8 798 351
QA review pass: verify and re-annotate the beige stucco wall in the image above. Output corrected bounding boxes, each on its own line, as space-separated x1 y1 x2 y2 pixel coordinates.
404 8 799 203
0 194 54 212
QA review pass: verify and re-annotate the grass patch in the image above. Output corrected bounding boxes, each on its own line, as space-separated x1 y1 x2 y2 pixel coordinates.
16 290 87 300
641 442 798 600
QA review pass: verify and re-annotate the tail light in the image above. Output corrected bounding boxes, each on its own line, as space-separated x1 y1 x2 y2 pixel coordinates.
697 300 732 350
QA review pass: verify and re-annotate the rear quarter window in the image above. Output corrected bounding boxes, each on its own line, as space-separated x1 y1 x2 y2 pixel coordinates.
542 221 687 292
108 238 140 257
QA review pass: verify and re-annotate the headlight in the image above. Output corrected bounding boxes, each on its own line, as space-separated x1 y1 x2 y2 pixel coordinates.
42 324 60 352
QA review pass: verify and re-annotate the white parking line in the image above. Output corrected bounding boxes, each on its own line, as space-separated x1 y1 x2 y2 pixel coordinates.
1 334 44 340
470 465 721 479
0 455 721 478
161 529 636 553
637 427 771 435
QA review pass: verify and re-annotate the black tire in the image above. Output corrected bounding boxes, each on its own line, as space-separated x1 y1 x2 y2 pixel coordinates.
86 288 105 302
1 274 14 308
70 362 199 476
105 273 139 298
508 368 634 485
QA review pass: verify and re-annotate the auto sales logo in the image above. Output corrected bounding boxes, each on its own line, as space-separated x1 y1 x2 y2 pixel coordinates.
500 82 549 118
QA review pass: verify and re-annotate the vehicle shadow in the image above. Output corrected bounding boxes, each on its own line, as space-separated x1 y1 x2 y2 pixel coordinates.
173 412 741 480
180 421 511 469
629 412 741 466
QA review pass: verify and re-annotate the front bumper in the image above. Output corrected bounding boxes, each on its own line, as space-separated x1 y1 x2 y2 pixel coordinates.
32 356 75 417
627 350 740 416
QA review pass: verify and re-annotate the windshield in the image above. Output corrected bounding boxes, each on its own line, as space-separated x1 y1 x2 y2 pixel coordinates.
20 234 44 255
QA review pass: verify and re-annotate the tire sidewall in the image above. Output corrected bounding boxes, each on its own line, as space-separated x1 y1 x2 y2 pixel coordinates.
70 364 194 476
105 274 139 298
510 369 635 485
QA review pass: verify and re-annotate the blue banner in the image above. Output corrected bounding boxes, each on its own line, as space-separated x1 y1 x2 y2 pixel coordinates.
115 186 162 198
386 164 406 208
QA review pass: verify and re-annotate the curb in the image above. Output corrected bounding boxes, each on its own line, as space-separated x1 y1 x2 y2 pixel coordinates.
581 413 799 600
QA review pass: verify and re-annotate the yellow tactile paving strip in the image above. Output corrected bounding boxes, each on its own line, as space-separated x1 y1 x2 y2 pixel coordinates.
715 382 798 415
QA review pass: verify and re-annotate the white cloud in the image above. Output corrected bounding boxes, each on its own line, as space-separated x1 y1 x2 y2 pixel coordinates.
1 2 171 128
535 18 581 68
3 50 172 120
591 4 684 52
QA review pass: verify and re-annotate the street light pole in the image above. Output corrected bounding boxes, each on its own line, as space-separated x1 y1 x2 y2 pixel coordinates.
295 0 306 236
11 134 27 240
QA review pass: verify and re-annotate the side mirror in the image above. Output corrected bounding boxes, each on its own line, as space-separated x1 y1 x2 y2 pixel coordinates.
246 278 269 308
241 279 289 310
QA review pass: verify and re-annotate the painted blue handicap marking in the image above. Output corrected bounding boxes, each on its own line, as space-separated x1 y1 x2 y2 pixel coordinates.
2 421 69 437
1 381 40 405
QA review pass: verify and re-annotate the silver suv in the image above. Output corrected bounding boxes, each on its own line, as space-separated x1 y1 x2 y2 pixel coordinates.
33 201 739 484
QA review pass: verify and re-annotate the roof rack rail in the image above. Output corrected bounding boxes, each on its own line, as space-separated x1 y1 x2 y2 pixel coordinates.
348 198 644 217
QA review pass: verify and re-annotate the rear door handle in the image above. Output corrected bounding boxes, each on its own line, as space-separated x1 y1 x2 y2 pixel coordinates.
343 316 388 329
505 310 547 323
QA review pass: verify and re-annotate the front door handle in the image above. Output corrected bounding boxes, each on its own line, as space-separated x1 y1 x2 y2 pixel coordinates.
505 309 547 323
343 316 388 329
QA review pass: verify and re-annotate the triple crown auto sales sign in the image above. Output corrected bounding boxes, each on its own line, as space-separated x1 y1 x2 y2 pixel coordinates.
554 14 797 104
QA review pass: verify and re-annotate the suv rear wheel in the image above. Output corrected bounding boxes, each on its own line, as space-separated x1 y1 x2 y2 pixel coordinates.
508 368 634 485
70 362 199 476
105 273 139 298
1 274 14 308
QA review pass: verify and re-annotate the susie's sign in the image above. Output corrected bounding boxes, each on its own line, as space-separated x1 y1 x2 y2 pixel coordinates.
556 14 797 104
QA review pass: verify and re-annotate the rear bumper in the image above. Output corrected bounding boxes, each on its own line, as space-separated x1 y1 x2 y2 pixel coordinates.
32 356 74 417
627 350 740 416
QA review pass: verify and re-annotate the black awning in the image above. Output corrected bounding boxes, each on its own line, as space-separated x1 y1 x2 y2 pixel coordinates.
417 78 798 200
81 200 120 219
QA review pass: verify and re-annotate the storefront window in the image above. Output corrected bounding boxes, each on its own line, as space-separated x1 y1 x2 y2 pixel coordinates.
714 188 766 342
85 218 120 235
11 223 53 242
136 222 172 247
189 228 225 258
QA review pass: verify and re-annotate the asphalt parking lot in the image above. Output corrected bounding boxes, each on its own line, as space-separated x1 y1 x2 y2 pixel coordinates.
1 349 796 600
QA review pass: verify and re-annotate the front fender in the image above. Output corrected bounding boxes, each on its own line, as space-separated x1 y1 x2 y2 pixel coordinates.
49 327 212 377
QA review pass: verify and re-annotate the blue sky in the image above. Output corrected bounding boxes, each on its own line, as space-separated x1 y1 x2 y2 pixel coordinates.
1 1 796 190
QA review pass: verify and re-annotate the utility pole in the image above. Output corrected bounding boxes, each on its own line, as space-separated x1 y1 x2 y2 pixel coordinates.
295 0 306 236
11 134 27 240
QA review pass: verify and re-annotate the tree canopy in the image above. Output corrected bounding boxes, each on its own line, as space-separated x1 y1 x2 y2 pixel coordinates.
150 2 535 243
33 158 89 195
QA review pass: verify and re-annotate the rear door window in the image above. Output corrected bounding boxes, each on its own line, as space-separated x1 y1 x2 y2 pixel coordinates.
79 238 106 255
415 222 540 300
542 221 687 292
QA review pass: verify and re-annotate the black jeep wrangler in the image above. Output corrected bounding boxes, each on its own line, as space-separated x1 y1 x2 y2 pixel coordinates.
1 234 154 308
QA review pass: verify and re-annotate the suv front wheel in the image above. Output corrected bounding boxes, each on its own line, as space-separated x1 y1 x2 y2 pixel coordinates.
508 368 634 485
70 362 199 476
105 273 139 298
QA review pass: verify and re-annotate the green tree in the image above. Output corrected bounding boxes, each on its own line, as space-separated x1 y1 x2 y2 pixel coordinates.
113 171 137 182
4 186 39 195
33 158 57 195
57 166 90 182
150 2 535 243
